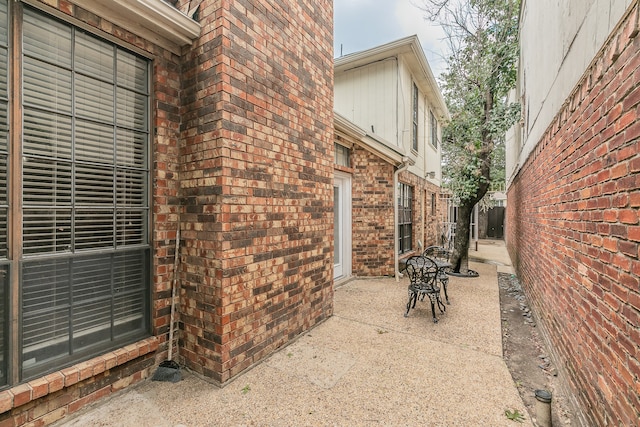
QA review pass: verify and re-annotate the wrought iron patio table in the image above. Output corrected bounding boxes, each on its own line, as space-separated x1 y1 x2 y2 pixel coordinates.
423 246 452 304
433 259 452 304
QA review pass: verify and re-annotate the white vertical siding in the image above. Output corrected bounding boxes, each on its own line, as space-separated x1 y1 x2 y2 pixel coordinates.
334 49 443 185
334 58 399 146
508 0 633 183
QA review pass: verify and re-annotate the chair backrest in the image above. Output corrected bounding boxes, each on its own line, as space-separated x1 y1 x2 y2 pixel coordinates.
405 255 438 286
423 246 451 263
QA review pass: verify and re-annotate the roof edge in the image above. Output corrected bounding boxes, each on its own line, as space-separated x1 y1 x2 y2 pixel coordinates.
335 35 450 122
334 111 406 166
68 0 201 53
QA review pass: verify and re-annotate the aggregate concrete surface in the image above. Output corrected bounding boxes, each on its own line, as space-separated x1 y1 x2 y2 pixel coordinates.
55 242 532 427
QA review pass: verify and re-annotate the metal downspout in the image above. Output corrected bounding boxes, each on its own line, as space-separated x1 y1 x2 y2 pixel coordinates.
394 157 411 282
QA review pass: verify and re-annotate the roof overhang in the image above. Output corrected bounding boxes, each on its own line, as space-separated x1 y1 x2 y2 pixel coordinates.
335 111 406 166
335 35 450 122
67 0 201 54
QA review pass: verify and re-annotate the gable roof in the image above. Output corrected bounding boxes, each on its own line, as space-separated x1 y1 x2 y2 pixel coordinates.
334 35 450 122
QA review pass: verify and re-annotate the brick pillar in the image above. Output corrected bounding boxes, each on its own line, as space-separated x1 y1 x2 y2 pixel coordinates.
179 0 334 384
351 147 396 276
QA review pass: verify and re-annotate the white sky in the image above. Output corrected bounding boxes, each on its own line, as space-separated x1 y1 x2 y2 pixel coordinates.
333 0 449 79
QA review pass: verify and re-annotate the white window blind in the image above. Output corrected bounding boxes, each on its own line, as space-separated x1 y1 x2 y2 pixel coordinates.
0 0 7 387
19 6 151 380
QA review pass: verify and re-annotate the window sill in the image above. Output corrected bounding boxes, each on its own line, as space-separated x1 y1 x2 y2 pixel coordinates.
0 336 158 414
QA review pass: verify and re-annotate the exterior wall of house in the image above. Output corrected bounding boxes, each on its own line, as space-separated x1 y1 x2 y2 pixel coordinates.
334 50 444 187
397 57 443 185
508 0 632 184
351 146 396 276
334 39 448 279
178 0 334 384
334 59 399 147
0 1 182 425
400 172 447 253
0 0 334 425
350 145 446 277
507 2 640 425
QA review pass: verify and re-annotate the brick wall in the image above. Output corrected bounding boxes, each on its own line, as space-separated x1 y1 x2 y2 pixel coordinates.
507 4 640 425
179 0 334 384
351 146 396 276
400 170 447 252
0 1 182 424
351 144 446 276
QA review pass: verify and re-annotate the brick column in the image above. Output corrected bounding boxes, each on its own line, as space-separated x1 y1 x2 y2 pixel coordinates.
179 0 334 383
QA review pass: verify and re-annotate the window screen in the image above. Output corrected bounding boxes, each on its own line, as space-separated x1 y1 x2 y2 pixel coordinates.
430 110 438 149
334 143 350 167
398 183 412 254
412 83 418 151
20 7 150 379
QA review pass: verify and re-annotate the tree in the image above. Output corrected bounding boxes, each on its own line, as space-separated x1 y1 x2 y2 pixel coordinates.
422 0 521 274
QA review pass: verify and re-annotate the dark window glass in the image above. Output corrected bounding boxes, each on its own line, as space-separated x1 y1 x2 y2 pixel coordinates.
19 6 150 380
398 183 413 253
412 83 418 151
430 110 438 149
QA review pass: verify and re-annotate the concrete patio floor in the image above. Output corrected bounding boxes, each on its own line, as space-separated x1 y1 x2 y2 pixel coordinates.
56 240 531 427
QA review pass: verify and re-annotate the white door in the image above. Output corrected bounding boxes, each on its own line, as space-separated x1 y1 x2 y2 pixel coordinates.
333 172 352 280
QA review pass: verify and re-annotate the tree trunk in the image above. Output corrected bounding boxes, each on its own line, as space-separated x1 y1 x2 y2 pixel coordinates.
450 202 474 273
448 89 494 274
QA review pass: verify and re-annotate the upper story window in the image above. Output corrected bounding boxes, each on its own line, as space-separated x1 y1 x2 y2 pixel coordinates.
430 110 438 149
412 82 418 151
335 143 350 167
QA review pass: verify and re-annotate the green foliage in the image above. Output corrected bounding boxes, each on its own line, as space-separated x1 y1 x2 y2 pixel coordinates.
504 408 526 422
423 0 521 205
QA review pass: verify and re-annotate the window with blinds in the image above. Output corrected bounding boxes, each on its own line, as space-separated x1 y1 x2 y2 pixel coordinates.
0 0 7 387
398 183 413 254
334 143 350 167
17 6 151 380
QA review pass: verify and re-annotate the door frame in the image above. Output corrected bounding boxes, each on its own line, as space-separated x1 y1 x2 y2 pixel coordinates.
333 171 352 280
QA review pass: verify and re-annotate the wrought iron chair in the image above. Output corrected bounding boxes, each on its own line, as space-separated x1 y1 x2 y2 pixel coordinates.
423 246 452 304
403 255 446 323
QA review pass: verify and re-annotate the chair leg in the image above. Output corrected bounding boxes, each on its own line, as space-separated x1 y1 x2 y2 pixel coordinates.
429 299 438 323
441 277 450 304
427 293 439 323
404 291 416 317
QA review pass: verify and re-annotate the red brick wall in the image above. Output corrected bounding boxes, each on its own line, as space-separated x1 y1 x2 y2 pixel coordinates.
507 5 640 425
179 0 334 383
351 145 446 276
400 170 447 252
0 1 182 425
351 146 396 276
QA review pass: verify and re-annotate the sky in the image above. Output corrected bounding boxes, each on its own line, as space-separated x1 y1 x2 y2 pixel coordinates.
333 0 448 79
